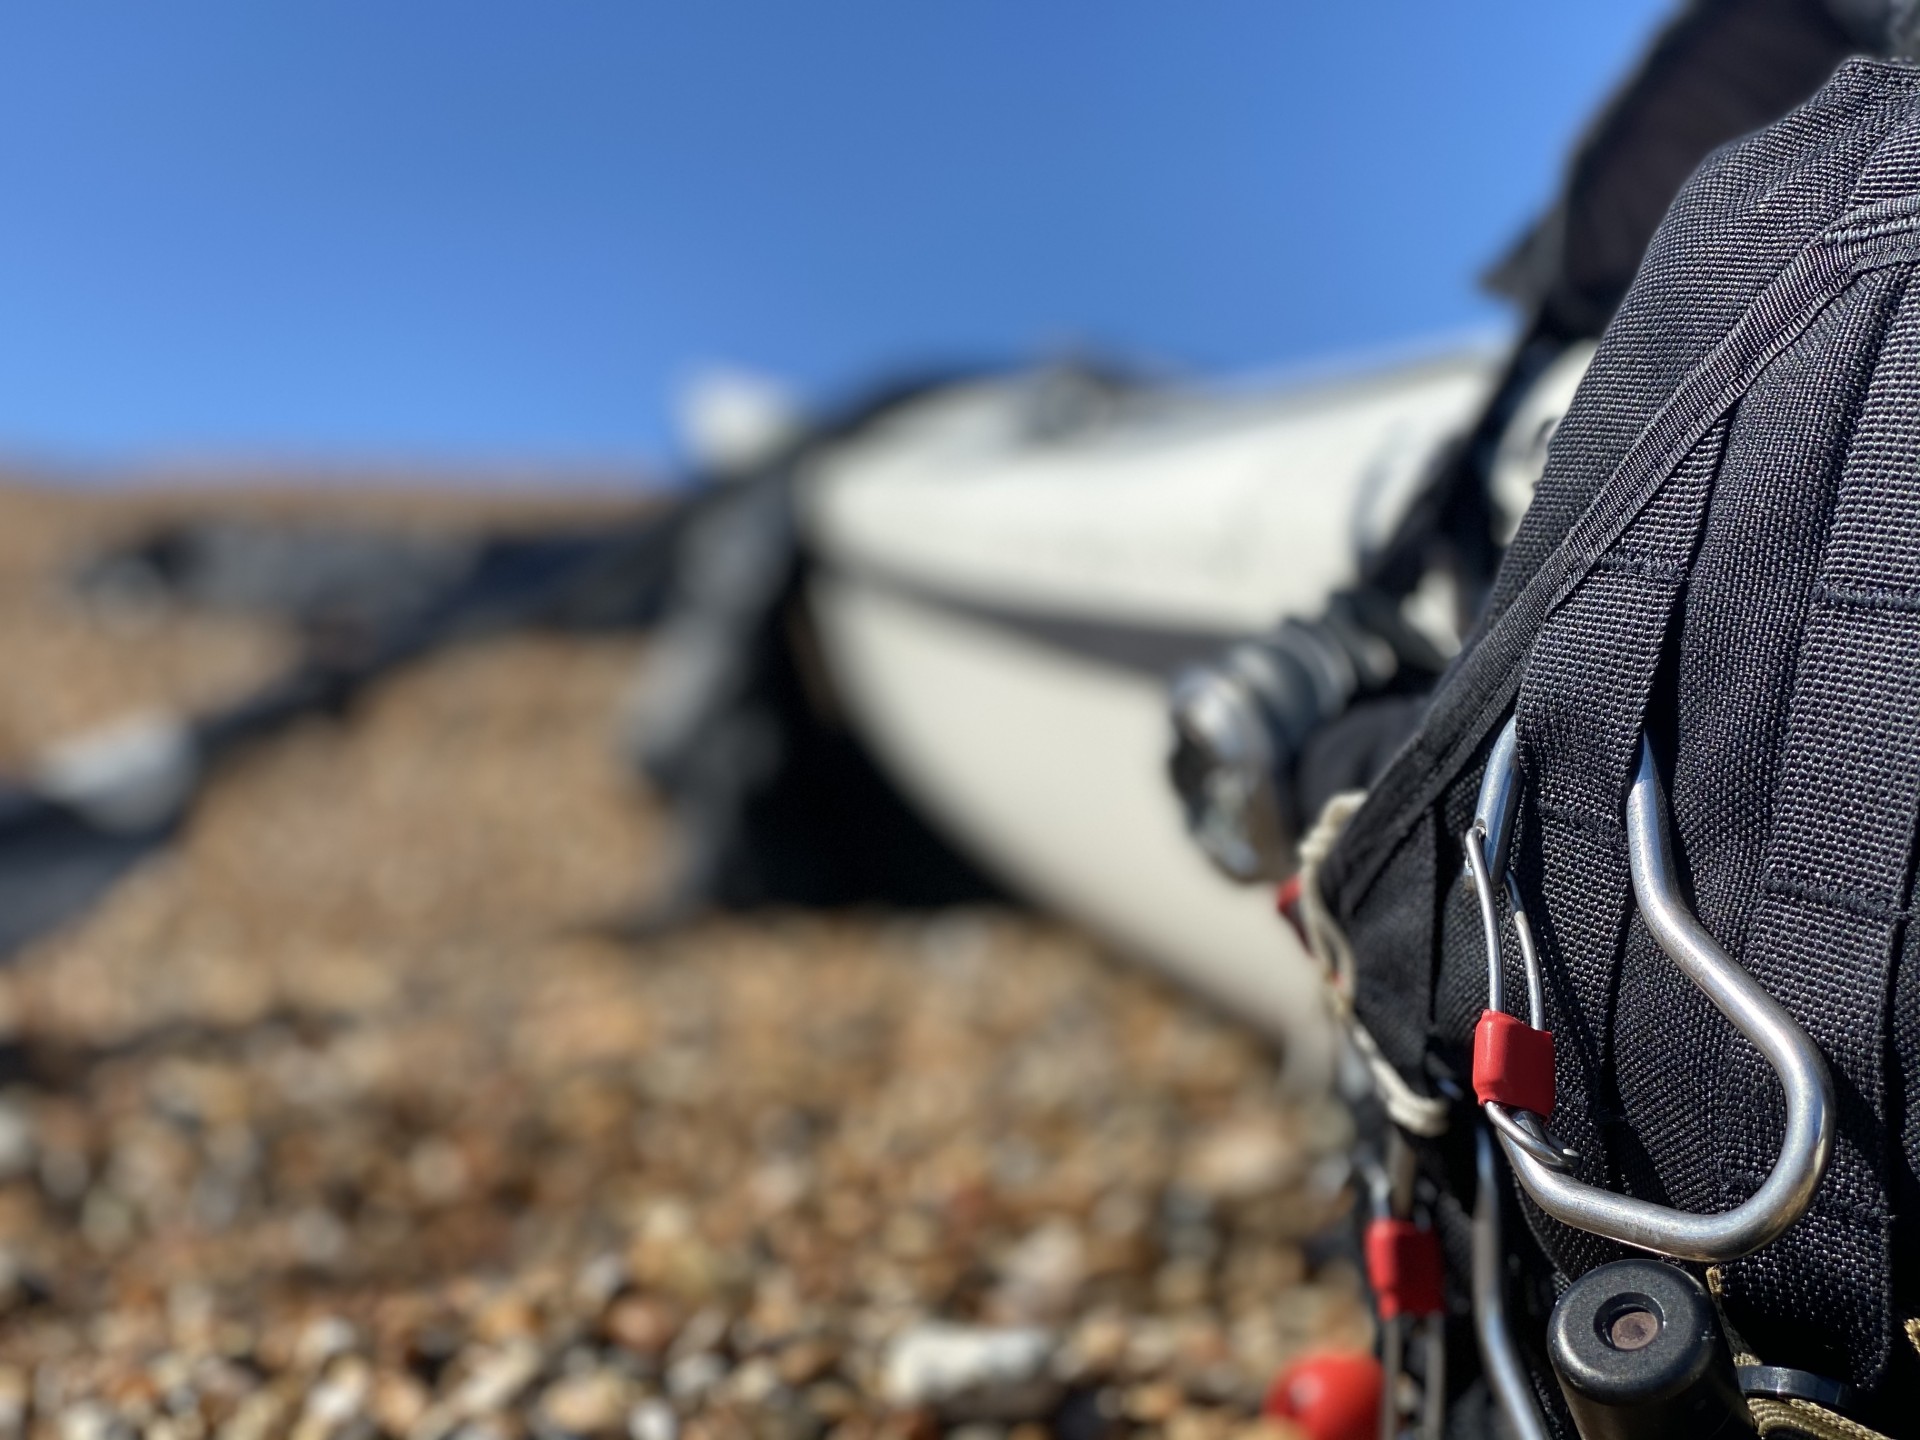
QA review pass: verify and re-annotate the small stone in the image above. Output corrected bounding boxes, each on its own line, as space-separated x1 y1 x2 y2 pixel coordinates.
575 1254 630 1310
473 1294 541 1344
453 1342 544 1416
881 1324 1057 1419
604 1298 679 1358
59 1403 123 1440
291 1358 371 1440
665 1353 724 1403
370 1372 429 1437
1179 1118 1301 1202
724 1357 781 1409
537 1369 632 1437
1123 1382 1182 1425
0 1367 26 1440
0 1104 34 1180
775 1339 840 1388
988 1221 1084 1325
408 1137 470 1205
802 1382 858 1423
1154 1259 1213 1310
1124 1320 1179 1377
626 1400 677 1440
295 1318 361 1373
289 1207 349 1270
665 1309 728 1364
217 1391 286 1440
1166 1410 1233 1440
1228 1422 1307 1440
1054 1313 1128 1383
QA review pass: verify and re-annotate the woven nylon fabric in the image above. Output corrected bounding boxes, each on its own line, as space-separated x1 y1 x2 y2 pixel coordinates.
1316 59 1920 1425
1711 264 1920 1388
1322 60 1920 923
1633 267 1906 1384
1894 916 1920 1389
1505 420 1724 1284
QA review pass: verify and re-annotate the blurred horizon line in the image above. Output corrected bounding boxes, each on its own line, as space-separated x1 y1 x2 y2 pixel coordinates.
0 447 665 496
0 325 1516 495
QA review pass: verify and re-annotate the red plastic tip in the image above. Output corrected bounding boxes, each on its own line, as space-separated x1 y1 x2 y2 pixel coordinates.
1263 1350 1384 1440
1276 873 1307 946
1472 1008 1556 1118
1364 1217 1446 1319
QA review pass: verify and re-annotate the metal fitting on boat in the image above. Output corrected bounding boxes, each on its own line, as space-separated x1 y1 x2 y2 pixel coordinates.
1168 589 1443 881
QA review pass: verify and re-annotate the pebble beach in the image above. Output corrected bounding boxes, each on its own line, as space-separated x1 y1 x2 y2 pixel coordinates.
0 488 1365 1440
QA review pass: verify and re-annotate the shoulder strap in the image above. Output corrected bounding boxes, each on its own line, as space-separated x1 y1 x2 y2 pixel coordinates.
1505 415 1724 1280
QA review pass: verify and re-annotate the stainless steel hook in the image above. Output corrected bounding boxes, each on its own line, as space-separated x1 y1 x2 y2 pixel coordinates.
1468 716 1835 1263
1472 1126 1550 1440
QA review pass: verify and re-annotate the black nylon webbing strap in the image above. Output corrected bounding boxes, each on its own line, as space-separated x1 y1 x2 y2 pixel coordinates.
1714 269 1920 1389
1508 423 1723 1278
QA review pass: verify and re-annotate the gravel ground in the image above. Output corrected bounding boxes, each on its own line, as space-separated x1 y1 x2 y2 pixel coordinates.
0 488 1365 1440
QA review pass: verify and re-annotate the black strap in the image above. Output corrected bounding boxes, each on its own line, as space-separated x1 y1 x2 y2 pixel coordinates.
1507 419 1724 1279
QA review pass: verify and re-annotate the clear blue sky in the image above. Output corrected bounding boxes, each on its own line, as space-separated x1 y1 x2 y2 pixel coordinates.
0 3 1670 476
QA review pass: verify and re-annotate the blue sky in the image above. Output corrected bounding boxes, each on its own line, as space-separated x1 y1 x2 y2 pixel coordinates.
0 3 1669 476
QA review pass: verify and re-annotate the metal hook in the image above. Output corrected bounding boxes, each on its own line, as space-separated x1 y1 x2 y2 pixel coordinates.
1470 717 1835 1263
1465 813 1579 1173
1472 1126 1550 1440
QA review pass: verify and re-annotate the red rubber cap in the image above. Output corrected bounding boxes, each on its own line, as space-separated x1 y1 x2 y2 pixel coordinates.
1473 1009 1556 1117
1276 873 1307 946
1364 1217 1446 1319
1263 1351 1384 1440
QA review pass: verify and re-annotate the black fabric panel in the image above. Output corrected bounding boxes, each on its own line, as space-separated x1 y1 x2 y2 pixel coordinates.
1622 267 1901 1246
1323 60 1920 921
1345 809 1438 1080
1295 695 1429 830
1432 772 1501 1090
1495 63 1920 627
1891 910 1920 1395
1321 60 1920 1420
1714 272 1920 1388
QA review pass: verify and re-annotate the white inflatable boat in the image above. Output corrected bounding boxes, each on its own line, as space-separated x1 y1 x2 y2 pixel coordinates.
795 348 1501 1085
